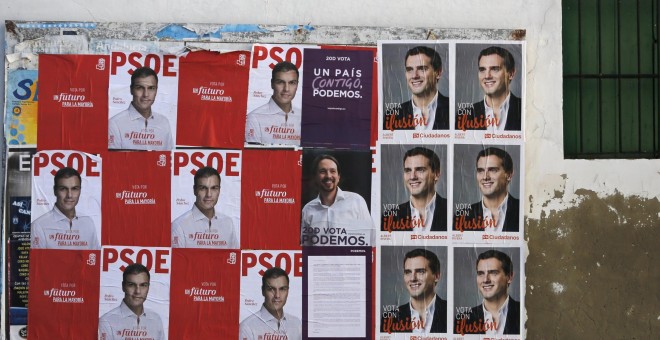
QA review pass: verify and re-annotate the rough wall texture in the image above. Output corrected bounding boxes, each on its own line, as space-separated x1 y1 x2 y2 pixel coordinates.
1 0 660 338
527 190 659 338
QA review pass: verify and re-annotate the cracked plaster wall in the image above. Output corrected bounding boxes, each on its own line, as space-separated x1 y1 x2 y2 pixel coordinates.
2 0 659 338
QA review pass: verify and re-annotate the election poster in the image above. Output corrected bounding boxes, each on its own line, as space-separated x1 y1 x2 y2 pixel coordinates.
455 43 524 134
37 55 109 153
240 149 302 250
300 148 375 247
303 246 372 339
379 41 452 144
453 246 523 338
170 248 240 338
2 24 529 340
27 250 101 339
4 148 36 339
177 50 251 149
300 48 374 149
102 151 170 247
99 246 171 340
379 143 449 234
379 245 448 335
31 150 102 250
108 51 179 151
170 149 242 249
245 44 318 147
452 143 523 243
4 69 38 146
240 250 303 340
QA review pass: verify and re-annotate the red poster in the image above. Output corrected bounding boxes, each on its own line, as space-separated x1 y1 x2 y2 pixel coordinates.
27 249 101 339
241 149 302 249
169 249 240 338
177 50 250 148
102 151 171 246
37 54 109 152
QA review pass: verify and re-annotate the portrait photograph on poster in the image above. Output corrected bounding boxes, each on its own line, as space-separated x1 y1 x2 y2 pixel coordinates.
171 149 242 249
300 148 375 247
108 52 179 151
454 43 524 132
99 246 172 340
379 245 448 335
453 246 522 336
239 250 303 340
245 43 315 147
380 144 448 233
30 150 102 250
380 42 450 132
453 144 521 234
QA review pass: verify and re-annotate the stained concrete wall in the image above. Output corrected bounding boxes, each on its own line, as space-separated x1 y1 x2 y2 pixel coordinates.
1 0 659 338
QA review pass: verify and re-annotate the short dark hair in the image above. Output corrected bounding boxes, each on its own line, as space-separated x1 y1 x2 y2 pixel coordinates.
272 61 299 81
194 166 221 187
123 263 150 283
403 147 441 173
262 267 289 290
478 46 516 73
311 154 340 175
53 167 81 190
131 67 158 87
404 248 441 275
476 249 513 276
405 46 442 72
476 147 514 174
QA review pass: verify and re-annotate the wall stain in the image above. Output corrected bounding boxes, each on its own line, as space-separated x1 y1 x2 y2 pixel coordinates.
526 191 659 338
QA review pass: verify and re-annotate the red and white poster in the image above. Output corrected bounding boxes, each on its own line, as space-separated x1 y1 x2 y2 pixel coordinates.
171 149 242 249
241 149 302 249
102 151 171 247
245 44 319 147
31 150 102 250
28 250 101 339
177 50 250 148
108 51 179 150
37 54 109 152
169 248 240 338
240 250 303 340
99 246 171 340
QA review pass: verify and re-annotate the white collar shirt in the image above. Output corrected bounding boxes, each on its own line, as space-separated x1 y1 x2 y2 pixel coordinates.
239 304 302 340
409 193 437 232
483 93 511 132
98 300 164 340
482 296 510 335
481 194 509 232
108 103 173 151
409 295 437 334
300 187 375 246
171 204 238 248
245 97 301 146
411 92 439 131
31 205 100 250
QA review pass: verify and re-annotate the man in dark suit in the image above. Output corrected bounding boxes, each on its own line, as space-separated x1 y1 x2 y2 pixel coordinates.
382 147 447 232
456 46 521 131
455 147 519 232
381 248 447 333
384 46 449 131
456 250 520 335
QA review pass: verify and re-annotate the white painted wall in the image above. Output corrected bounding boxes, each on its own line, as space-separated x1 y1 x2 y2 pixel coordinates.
2 0 658 220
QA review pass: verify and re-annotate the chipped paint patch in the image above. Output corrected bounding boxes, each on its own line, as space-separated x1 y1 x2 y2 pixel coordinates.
156 24 198 40
626 305 635 317
551 282 565 294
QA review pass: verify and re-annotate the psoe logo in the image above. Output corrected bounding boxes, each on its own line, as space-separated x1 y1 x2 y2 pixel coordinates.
227 252 237 264
237 54 246 66
87 253 97 266
96 58 106 71
157 154 167 167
